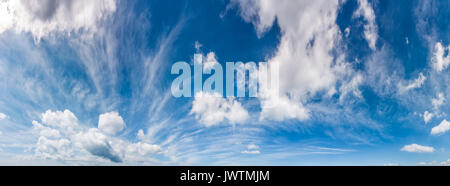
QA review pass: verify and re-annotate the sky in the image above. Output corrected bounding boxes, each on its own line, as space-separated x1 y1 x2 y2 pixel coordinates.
0 0 449 165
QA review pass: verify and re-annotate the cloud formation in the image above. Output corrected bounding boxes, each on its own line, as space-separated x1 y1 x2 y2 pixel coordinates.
398 73 426 93
233 0 358 122
31 110 161 163
0 0 117 40
401 144 435 153
191 92 249 126
74 128 122 163
432 42 450 72
353 0 378 50
98 112 125 135
431 119 450 135
423 111 433 124
431 93 445 110
241 144 260 154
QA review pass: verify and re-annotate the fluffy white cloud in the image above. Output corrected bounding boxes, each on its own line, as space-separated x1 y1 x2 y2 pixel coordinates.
398 73 426 93
401 144 435 153
432 93 445 110
431 119 450 135
423 111 433 124
0 0 116 40
98 111 125 135
232 0 359 122
31 109 161 163
353 0 378 50
41 109 79 134
74 128 122 162
35 136 72 160
0 112 7 120
431 42 450 72
32 120 61 138
191 92 249 126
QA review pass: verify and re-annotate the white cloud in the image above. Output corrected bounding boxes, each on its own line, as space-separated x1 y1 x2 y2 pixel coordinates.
137 129 145 141
401 144 435 153
247 144 259 150
0 0 117 41
191 92 249 126
259 92 309 122
74 128 122 163
339 73 364 102
398 73 426 93
431 42 450 72
126 142 162 156
241 143 260 154
35 136 72 160
0 112 7 120
353 0 378 50
417 159 450 166
32 120 61 138
440 159 450 166
241 150 260 154
41 109 79 134
423 111 434 124
31 109 161 163
431 119 450 135
232 0 353 122
98 111 125 135
432 93 445 110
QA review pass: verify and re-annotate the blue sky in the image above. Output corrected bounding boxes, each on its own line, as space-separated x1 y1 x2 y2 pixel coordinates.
0 0 449 165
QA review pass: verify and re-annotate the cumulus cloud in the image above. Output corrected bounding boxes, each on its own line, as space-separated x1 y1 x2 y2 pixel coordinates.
41 109 79 134
431 42 450 72
0 112 7 120
401 144 435 153
353 0 378 50
232 0 355 122
35 136 72 160
98 111 125 135
191 92 249 126
398 73 426 93
431 119 450 135
74 128 122 163
0 0 117 40
32 120 61 138
31 109 161 163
